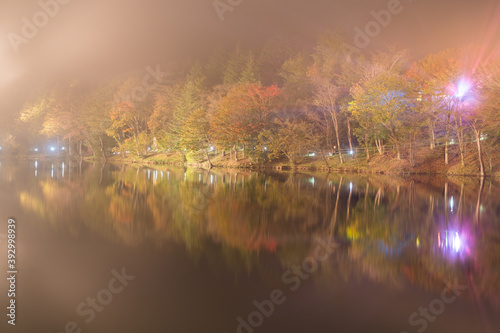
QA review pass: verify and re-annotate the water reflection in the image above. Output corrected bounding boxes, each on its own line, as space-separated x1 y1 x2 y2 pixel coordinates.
2 160 500 312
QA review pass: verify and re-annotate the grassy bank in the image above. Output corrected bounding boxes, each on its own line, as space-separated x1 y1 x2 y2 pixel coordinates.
95 144 500 177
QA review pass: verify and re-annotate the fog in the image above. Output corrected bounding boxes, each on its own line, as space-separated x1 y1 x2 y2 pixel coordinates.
0 0 498 128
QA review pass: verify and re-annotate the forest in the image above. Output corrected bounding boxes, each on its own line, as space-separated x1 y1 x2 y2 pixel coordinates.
6 32 500 176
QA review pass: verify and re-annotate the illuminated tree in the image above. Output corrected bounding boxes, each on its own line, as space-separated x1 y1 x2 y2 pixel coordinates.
350 71 414 160
211 83 279 160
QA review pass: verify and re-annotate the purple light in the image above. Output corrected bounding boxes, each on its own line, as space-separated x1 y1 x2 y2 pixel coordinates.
435 229 472 260
455 78 472 98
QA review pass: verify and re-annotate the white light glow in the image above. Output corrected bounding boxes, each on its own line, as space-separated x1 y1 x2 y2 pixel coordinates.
455 78 472 98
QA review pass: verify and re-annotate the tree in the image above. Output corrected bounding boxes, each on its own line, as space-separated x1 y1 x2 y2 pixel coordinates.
211 83 280 160
19 96 52 151
181 108 213 169
259 119 312 164
350 70 414 160
407 48 461 162
313 83 344 163
107 77 155 156
148 85 181 153
475 60 500 176
166 63 208 156
279 53 313 108
81 85 116 160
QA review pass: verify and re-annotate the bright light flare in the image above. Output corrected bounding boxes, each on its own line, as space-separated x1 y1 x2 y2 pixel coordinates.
453 232 461 252
455 78 472 98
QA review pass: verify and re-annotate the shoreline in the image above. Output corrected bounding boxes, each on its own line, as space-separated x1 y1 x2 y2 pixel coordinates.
2 147 498 178
93 148 500 178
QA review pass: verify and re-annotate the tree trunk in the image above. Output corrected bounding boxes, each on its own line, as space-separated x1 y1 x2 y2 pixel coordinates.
331 113 343 164
375 138 385 155
78 140 83 160
365 133 370 161
321 152 330 171
445 114 450 165
347 119 353 152
98 134 107 161
233 145 238 161
204 149 213 170
409 133 414 167
455 116 465 167
335 127 343 164
429 120 436 150
475 176 484 224
474 128 485 177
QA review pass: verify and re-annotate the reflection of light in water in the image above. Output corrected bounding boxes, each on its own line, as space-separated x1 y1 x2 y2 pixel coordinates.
51 164 54 178
62 162 65 178
35 161 38 168
308 177 315 187
450 196 454 212
35 170 37 177
454 232 461 252
436 230 470 258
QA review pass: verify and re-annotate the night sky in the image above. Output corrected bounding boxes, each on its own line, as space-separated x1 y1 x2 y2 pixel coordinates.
1 0 499 128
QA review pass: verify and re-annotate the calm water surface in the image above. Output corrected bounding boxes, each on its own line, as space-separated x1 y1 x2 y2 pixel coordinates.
0 159 499 333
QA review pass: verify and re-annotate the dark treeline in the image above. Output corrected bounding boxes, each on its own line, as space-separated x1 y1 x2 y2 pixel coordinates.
5 32 500 175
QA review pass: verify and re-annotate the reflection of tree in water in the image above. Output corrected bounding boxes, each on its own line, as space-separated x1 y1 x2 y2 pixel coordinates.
11 161 500 305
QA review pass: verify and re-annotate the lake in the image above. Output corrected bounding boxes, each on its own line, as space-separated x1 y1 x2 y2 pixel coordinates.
0 159 499 333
